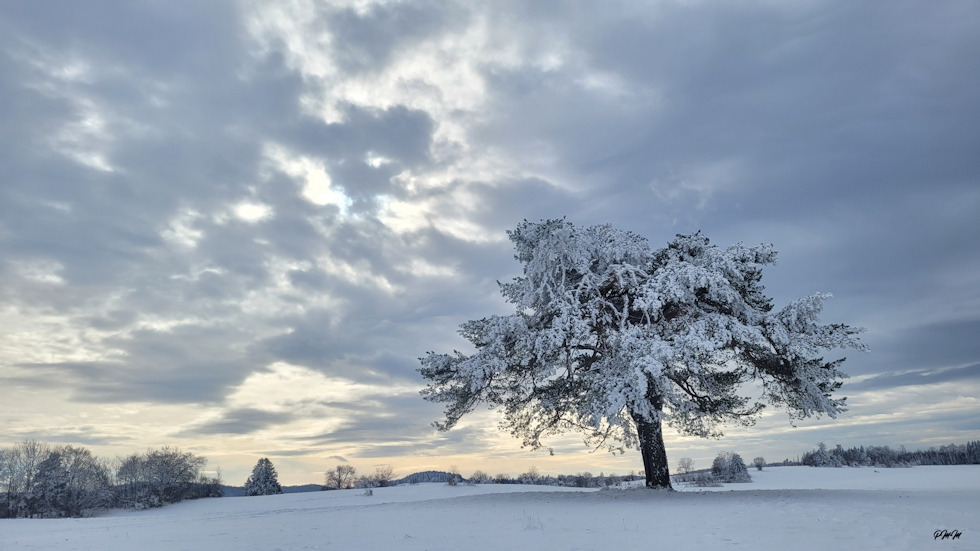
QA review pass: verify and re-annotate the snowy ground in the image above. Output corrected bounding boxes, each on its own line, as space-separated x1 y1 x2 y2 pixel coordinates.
2 466 976 550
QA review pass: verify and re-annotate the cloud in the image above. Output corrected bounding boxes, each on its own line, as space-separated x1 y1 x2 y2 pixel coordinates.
259 449 339 458
177 408 297 436
10 426 134 447
848 364 980 393
1 0 978 481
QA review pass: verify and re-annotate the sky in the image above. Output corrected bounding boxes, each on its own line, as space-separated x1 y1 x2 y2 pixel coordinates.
1 0 978 486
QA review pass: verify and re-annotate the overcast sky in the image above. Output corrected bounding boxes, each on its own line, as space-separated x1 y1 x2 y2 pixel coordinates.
2 0 978 485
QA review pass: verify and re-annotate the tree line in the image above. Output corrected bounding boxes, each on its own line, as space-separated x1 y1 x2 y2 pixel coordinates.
321 463 648 489
403 466 647 488
1 440 221 518
793 441 980 468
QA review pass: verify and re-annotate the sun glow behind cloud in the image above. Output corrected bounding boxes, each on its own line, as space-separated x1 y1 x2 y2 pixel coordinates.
234 202 274 222
263 143 352 212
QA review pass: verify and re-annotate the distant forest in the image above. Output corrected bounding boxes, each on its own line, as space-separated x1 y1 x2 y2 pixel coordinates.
777 441 980 468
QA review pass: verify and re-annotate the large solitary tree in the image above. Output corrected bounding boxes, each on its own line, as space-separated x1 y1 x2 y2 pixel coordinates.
419 220 866 489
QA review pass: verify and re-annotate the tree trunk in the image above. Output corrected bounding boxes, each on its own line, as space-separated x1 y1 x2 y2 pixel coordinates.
631 410 673 489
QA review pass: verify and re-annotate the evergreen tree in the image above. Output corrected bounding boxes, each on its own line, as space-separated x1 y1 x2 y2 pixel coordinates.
243 458 282 496
420 220 866 488
34 451 68 517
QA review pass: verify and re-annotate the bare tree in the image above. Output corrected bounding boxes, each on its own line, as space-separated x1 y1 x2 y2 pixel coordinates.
753 457 766 471
677 458 694 474
519 465 540 485
373 465 394 487
0 447 20 518
58 445 112 517
470 470 491 484
446 465 460 486
325 465 357 489
16 440 51 517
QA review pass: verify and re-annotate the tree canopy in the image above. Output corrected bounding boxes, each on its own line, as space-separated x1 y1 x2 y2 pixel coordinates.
419 220 866 488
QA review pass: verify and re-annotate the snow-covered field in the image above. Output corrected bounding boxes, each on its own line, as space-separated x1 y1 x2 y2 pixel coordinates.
2 466 976 550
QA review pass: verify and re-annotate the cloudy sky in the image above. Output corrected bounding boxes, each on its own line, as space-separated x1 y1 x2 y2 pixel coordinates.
2 0 978 485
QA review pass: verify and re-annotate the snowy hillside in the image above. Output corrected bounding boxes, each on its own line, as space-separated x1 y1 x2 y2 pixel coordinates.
2 466 976 550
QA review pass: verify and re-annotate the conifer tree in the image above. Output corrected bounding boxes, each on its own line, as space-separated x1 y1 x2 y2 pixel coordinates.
420 220 866 489
243 458 282 496
34 451 68 517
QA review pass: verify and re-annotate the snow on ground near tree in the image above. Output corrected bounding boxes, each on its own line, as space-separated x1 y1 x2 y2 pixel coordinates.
677 464 980 492
2 466 976 550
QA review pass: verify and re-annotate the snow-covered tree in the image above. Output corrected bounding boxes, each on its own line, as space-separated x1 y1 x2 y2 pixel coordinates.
518 465 541 485
446 465 460 486
243 458 282 496
753 457 766 471
469 470 492 484
802 442 840 467
677 457 694 474
34 451 68 517
113 446 207 508
712 451 751 483
42 446 111 517
12 440 50 517
419 220 866 488
0 448 14 518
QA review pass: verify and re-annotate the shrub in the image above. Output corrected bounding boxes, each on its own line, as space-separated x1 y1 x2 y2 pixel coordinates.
470 470 491 484
446 465 460 486
711 452 752 483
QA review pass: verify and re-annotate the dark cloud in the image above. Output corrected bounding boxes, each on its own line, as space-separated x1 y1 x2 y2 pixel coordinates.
283 103 437 191
258 449 321 457
177 408 296 437
11 426 134 446
323 1 465 74
848 363 980 392
283 394 451 455
14 323 266 404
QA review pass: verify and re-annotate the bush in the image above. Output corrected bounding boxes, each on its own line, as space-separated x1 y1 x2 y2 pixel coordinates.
446 465 460 486
493 473 512 484
692 472 722 487
470 470 491 484
711 452 752 483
